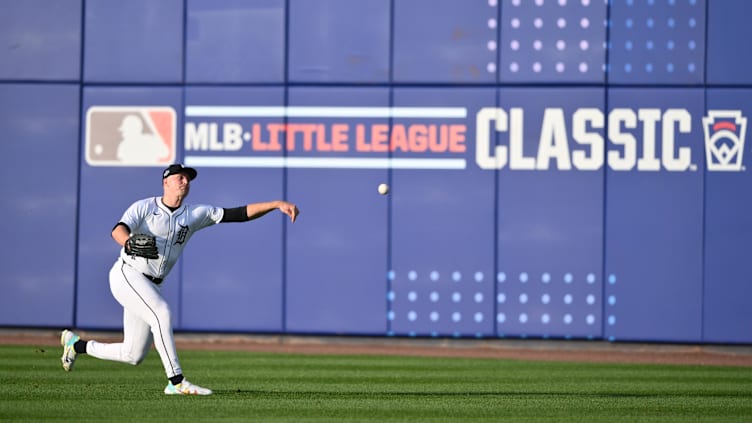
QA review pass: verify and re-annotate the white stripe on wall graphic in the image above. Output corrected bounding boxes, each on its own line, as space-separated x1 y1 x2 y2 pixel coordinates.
184 156 467 170
185 106 467 119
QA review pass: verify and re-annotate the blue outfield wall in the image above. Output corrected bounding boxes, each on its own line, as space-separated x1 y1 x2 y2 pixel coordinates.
1 0 751 344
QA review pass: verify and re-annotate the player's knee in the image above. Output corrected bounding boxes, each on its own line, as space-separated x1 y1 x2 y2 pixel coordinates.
122 351 146 366
130 356 146 366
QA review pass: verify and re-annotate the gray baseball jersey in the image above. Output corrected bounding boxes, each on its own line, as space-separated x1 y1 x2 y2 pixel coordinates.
118 197 224 279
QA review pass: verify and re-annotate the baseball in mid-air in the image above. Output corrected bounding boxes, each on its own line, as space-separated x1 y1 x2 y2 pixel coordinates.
377 183 389 195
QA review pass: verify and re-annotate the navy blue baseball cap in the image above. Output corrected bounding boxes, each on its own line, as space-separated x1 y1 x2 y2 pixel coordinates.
162 164 197 180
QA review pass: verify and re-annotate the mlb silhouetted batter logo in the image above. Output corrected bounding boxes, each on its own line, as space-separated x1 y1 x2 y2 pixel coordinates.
85 106 176 166
703 110 747 171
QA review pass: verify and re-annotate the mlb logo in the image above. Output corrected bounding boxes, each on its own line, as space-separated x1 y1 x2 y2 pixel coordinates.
85 106 177 166
703 110 747 171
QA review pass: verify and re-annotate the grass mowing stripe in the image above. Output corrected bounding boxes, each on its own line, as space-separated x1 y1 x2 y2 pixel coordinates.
0 345 750 422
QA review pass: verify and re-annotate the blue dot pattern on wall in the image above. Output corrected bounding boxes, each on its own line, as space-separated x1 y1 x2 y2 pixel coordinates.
388 269 607 339
608 0 705 84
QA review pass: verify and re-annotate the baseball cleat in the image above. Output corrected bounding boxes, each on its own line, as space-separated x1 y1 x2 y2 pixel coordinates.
164 379 213 396
60 329 80 371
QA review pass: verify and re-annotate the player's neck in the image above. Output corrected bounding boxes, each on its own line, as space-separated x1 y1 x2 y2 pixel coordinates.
160 195 184 210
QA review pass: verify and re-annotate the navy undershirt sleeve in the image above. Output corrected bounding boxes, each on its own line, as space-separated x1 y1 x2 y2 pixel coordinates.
221 206 249 223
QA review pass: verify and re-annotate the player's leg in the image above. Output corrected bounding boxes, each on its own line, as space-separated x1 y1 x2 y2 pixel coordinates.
65 260 210 394
77 261 156 366
102 260 183 377
84 308 153 366
60 260 151 371
107 260 211 395
60 264 153 370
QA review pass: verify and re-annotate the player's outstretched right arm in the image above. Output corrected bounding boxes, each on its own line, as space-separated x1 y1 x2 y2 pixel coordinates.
221 201 300 224
246 201 299 223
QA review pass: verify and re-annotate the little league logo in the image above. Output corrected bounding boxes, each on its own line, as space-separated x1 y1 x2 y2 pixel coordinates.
85 106 176 166
703 110 747 171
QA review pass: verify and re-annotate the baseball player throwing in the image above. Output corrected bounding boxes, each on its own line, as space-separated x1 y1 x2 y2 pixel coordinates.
60 164 299 395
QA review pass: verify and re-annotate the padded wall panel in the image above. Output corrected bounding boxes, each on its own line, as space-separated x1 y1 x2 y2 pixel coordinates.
498 0 607 83
186 0 286 83
706 0 752 84
84 0 184 83
181 87 286 332
288 0 390 83
494 88 605 339
285 87 390 335
608 0 705 84
0 84 80 327
393 0 497 83
76 87 183 329
0 0 82 81
604 88 704 343
702 89 752 343
388 88 496 337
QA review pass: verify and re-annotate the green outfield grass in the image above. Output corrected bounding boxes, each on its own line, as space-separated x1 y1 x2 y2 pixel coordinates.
0 344 750 422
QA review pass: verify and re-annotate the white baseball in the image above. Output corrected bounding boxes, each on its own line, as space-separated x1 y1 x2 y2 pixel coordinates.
377 183 389 195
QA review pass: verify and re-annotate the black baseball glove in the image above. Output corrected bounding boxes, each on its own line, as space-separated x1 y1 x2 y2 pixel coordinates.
125 234 159 259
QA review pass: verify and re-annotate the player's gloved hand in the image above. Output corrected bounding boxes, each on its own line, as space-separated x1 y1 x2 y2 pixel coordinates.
125 234 159 259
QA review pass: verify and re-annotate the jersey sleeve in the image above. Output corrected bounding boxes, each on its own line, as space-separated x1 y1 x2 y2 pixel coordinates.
118 199 150 233
191 204 224 231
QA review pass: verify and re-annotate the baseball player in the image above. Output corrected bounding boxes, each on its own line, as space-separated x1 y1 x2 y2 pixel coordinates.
60 164 299 395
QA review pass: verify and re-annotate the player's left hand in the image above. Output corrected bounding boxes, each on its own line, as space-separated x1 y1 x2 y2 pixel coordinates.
280 202 299 223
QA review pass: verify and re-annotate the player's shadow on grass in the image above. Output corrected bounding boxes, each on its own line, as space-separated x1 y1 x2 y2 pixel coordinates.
213 390 750 398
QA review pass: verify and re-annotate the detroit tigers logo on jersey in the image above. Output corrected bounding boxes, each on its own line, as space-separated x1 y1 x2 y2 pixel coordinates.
85 106 177 167
174 224 189 245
